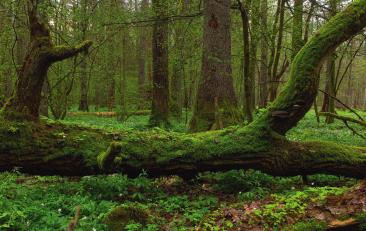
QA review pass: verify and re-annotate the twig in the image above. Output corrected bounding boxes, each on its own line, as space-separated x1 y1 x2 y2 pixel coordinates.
319 89 364 121
67 206 80 231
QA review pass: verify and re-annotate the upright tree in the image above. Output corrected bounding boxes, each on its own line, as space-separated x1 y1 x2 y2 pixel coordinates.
149 0 170 127
78 0 90 112
189 0 241 132
321 0 338 124
3 0 92 120
259 0 269 108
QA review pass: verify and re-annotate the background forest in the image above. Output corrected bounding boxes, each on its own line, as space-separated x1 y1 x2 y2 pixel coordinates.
0 0 366 230
1 0 365 124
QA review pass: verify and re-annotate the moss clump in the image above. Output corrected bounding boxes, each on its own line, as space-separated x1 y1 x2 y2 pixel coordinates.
103 205 150 231
97 142 122 170
284 220 327 231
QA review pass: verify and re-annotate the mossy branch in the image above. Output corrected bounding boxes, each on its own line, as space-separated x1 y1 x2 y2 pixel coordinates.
48 40 93 62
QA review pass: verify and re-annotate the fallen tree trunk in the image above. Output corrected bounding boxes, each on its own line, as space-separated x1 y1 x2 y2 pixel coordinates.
1 0 366 179
0 119 365 178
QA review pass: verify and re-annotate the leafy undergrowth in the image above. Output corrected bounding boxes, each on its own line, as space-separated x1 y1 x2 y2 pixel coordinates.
1 110 365 230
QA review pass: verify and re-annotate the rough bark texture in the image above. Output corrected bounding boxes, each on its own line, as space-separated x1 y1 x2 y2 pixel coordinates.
189 0 241 132
1 0 366 180
3 0 92 121
150 0 170 127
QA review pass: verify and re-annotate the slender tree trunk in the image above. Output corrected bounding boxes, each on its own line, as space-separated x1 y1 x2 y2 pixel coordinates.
249 0 260 113
259 0 269 108
238 1 253 122
78 0 89 112
321 0 338 124
269 0 285 102
149 0 170 127
170 0 189 120
137 0 149 110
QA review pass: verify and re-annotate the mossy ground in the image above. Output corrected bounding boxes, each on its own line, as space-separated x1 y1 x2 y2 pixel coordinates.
0 110 365 230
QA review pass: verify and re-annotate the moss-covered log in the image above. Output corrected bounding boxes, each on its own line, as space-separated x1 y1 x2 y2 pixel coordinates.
0 119 366 179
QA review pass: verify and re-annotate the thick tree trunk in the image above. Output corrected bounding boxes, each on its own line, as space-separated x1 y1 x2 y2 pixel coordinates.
149 0 170 127
3 0 92 121
1 0 366 180
189 0 241 132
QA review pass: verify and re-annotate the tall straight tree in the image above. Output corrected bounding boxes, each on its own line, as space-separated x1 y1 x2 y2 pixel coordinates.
170 0 190 120
321 0 338 124
259 0 269 108
237 0 253 122
78 0 90 112
137 0 149 110
189 0 241 132
149 0 170 127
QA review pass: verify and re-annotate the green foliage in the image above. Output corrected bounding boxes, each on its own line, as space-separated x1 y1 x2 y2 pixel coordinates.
251 187 347 228
284 220 327 231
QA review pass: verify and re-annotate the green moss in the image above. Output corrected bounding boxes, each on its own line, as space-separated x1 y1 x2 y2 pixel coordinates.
103 205 150 231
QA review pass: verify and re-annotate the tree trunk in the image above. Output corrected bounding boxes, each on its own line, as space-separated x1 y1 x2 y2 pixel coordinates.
269 0 285 102
137 0 149 110
249 0 260 113
238 1 253 122
189 0 241 132
1 0 366 180
78 0 89 112
3 0 92 121
149 0 170 127
259 0 269 108
321 0 338 124
170 0 189 120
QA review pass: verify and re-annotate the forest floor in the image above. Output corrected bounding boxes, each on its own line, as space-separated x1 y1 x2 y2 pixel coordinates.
1 110 366 231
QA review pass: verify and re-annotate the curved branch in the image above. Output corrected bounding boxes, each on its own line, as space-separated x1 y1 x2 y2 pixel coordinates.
252 0 366 135
48 41 93 63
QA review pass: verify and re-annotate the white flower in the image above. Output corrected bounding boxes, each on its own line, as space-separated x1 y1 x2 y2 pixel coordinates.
92 228 97 231
58 208 62 213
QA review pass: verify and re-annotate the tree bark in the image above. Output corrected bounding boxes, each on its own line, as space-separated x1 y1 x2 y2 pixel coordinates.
78 0 90 112
189 0 241 132
3 0 92 121
238 1 253 122
149 0 170 127
259 0 269 108
269 0 285 102
137 0 149 110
